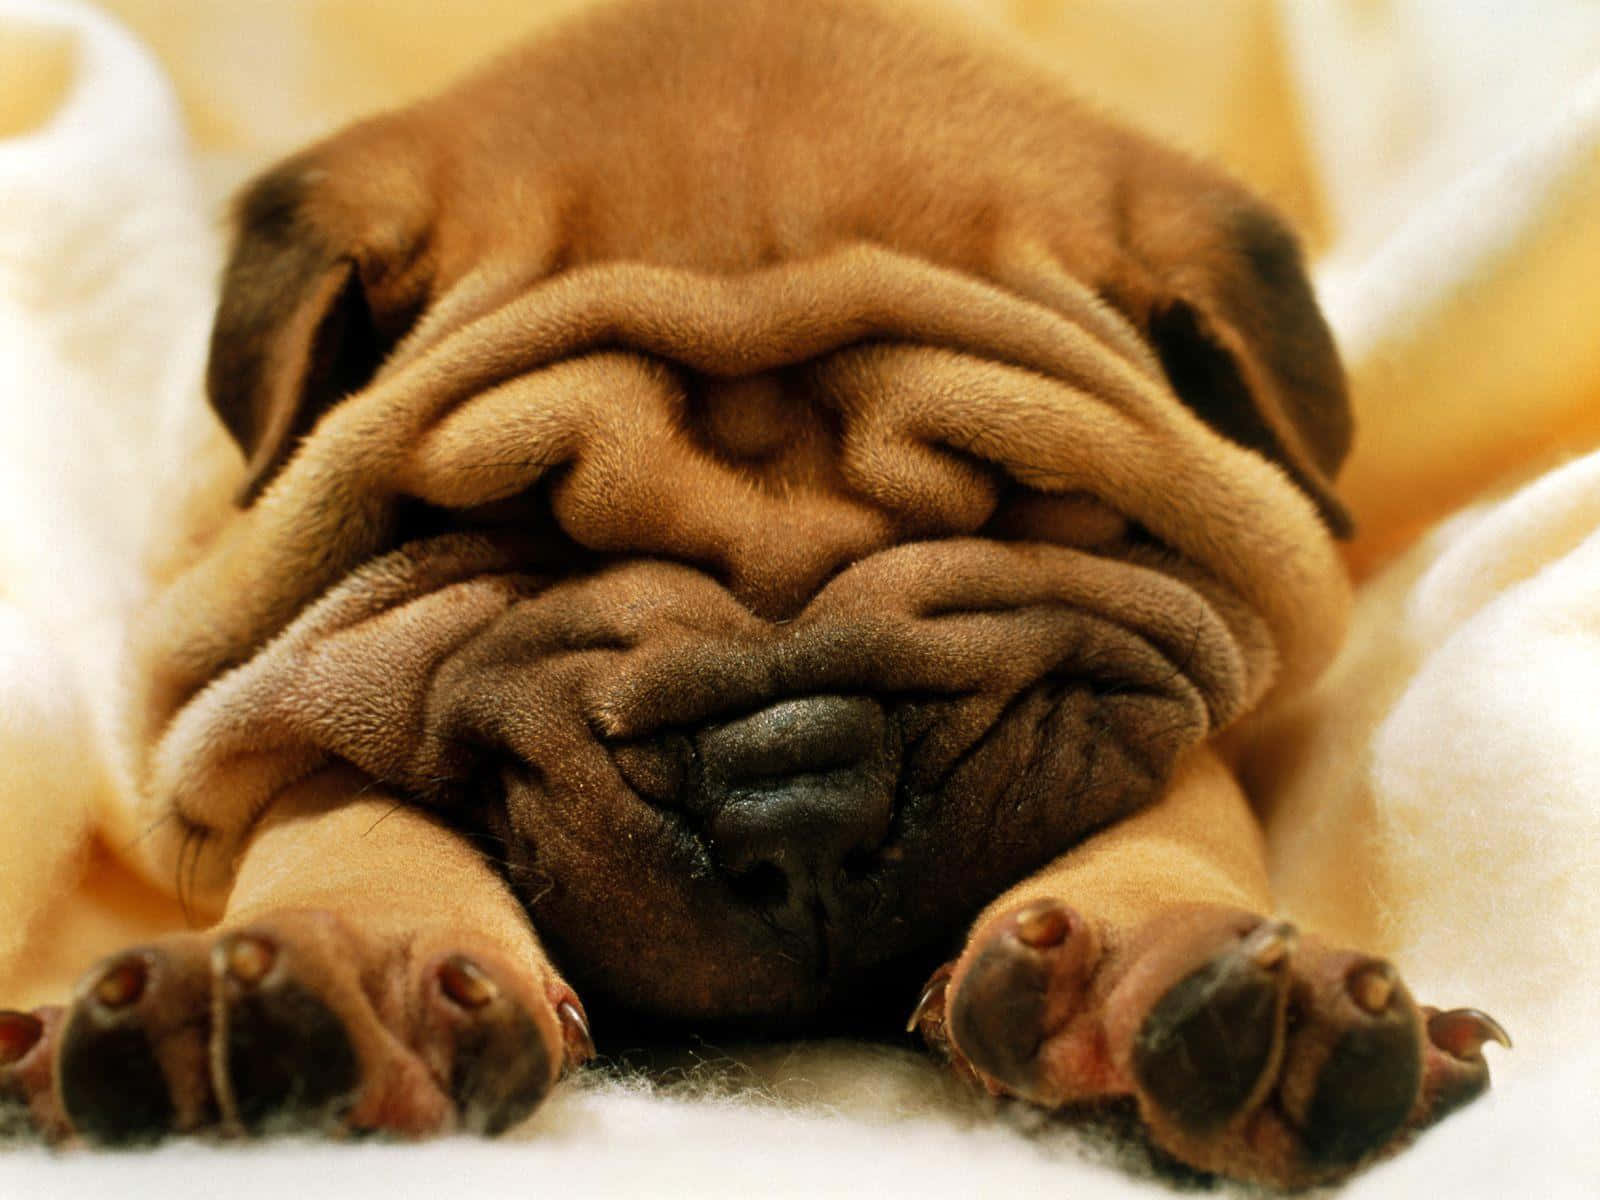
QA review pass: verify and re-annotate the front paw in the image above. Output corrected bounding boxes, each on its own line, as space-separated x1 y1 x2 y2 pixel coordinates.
0 911 592 1145
912 900 1508 1188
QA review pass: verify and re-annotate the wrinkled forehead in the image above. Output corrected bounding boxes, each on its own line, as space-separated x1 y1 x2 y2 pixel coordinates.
391 261 1159 619
309 0 1153 292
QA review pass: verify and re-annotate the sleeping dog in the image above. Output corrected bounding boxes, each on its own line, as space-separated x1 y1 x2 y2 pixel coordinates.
0 0 1504 1184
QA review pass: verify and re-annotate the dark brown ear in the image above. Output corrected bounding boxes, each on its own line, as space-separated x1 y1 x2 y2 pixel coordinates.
1116 200 1354 537
207 160 421 504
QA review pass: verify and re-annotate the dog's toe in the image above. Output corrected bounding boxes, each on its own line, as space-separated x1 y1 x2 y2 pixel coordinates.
916 898 1113 1105
412 951 568 1135
1266 950 1424 1173
942 899 1102 1102
58 942 218 1144
1127 919 1295 1139
213 930 361 1135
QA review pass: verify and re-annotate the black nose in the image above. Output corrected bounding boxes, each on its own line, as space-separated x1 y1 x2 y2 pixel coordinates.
694 696 893 916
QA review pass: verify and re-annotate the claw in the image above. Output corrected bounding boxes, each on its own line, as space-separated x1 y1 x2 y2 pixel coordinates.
906 970 949 1034
1243 920 1297 970
556 999 594 1069
91 958 148 1009
439 956 499 1010
1428 1008 1512 1059
0 1010 42 1065
1014 901 1072 949
1347 961 1396 1015
222 934 278 986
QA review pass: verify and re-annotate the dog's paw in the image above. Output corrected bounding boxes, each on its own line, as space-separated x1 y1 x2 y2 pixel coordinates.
0 910 592 1146
911 900 1508 1188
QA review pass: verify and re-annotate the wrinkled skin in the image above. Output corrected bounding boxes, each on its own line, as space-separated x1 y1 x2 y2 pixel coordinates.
419 529 1241 1026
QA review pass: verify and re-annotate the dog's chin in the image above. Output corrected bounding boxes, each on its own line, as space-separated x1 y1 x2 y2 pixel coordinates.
402 533 1239 1029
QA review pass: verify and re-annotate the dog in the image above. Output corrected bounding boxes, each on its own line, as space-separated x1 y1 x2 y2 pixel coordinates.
0 0 1504 1184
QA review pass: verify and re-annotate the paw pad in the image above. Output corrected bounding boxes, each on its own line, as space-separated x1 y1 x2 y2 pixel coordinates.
1131 920 1294 1136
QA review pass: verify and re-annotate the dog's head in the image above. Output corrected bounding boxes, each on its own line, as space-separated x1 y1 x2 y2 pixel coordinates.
144 0 1351 1028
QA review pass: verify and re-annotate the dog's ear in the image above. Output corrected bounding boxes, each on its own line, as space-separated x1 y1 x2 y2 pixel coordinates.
1111 197 1354 537
207 155 428 505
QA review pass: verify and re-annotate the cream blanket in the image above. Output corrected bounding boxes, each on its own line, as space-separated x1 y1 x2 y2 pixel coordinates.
2 1 1597 1195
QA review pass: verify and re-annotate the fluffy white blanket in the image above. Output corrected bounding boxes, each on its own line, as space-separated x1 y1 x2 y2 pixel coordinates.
2 1 1597 1196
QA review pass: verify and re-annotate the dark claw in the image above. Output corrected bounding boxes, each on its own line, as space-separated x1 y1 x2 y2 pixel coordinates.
1428 1008 1512 1059
557 999 595 1069
905 971 948 1035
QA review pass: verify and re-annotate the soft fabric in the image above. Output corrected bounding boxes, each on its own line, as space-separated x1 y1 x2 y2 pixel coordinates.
1 0 1596 1196
0 0 213 1006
